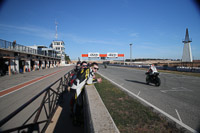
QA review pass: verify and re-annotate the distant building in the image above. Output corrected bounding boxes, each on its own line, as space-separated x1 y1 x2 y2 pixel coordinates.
50 40 66 65
182 28 193 62
0 39 61 75
27 45 58 58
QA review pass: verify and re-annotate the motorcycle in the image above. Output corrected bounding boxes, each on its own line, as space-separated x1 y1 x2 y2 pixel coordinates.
103 62 107 68
145 72 161 86
104 64 107 68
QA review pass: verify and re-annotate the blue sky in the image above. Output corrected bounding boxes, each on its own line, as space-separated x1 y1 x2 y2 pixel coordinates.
0 0 200 60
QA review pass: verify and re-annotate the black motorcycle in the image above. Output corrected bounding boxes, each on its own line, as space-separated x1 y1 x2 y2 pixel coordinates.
103 63 107 68
145 72 161 86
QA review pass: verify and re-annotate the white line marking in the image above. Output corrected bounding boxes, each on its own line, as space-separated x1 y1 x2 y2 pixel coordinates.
160 87 192 93
175 109 183 123
137 91 140 96
160 90 167 93
98 72 198 133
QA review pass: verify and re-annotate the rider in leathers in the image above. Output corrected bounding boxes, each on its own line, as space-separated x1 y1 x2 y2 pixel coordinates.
70 62 101 124
71 62 101 99
146 64 158 79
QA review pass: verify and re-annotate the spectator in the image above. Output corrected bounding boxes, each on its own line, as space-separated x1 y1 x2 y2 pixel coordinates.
67 61 81 91
70 62 101 125
12 40 16 49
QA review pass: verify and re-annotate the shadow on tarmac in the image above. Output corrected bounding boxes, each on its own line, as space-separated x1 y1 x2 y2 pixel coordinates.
125 79 148 85
125 79 156 87
53 91 84 133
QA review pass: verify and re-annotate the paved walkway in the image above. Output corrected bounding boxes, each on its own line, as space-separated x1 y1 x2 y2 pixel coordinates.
52 91 84 133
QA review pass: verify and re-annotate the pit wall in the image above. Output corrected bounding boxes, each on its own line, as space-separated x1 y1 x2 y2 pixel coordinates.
84 85 120 133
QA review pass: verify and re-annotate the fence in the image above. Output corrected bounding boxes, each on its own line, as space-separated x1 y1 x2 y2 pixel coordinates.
0 39 38 54
0 70 73 133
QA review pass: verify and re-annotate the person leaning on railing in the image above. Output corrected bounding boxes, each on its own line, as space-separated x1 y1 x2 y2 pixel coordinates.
67 61 81 91
70 61 102 125
12 40 16 49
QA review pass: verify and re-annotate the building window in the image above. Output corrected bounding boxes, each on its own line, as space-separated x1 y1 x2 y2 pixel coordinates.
56 47 60 50
54 42 61 45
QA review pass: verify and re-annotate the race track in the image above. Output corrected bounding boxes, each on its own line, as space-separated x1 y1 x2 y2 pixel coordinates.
98 65 200 132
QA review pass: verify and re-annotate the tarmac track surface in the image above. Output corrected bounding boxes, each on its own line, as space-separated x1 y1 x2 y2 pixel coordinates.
98 65 200 132
0 66 83 133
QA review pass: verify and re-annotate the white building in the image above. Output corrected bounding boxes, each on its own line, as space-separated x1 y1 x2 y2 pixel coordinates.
50 40 66 65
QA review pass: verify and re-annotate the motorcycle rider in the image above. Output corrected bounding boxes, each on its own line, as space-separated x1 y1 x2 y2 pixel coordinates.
67 61 81 91
69 61 88 117
146 64 158 79
71 62 101 99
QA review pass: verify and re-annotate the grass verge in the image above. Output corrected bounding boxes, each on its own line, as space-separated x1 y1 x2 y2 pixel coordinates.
94 74 185 133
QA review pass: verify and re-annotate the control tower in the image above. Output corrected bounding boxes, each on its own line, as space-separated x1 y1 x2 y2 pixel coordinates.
182 28 193 62
50 21 66 65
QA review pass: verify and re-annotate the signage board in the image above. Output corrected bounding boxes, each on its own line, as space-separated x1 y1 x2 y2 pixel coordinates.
81 53 124 58
107 53 118 58
88 53 100 58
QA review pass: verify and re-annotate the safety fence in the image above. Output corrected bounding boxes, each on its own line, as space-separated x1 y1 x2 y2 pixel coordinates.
0 70 73 133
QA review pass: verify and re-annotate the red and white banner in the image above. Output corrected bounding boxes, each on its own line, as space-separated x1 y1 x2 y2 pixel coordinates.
88 53 100 57
81 53 124 58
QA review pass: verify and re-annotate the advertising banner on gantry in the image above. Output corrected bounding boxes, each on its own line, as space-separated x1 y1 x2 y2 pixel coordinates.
107 53 118 58
81 53 124 58
88 53 100 58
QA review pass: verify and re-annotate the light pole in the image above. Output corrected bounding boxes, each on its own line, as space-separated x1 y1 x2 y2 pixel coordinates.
130 43 132 64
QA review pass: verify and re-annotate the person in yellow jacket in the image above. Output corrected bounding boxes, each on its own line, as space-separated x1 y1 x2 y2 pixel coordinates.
71 62 101 98
70 62 101 125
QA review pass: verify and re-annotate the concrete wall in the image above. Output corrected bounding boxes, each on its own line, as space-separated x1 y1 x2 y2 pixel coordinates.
84 85 120 133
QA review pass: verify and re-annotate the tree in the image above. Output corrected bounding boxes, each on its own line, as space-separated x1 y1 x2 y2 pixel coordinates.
65 54 71 64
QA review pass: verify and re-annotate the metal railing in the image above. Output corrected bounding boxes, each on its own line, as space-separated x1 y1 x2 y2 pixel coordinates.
0 39 38 54
0 39 60 59
0 70 73 133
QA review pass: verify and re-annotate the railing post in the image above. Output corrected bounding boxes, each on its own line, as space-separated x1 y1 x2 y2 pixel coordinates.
33 91 48 123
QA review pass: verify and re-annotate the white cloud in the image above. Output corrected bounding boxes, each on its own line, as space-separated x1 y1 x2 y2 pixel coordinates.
130 33 139 37
0 24 54 39
60 33 124 46
0 23 124 46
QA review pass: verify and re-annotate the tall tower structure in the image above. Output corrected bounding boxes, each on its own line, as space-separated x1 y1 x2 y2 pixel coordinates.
55 21 58 40
50 21 66 65
182 28 193 62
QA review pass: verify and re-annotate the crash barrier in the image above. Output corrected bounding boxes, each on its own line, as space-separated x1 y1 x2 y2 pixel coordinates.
84 85 120 133
0 70 72 133
110 64 200 73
